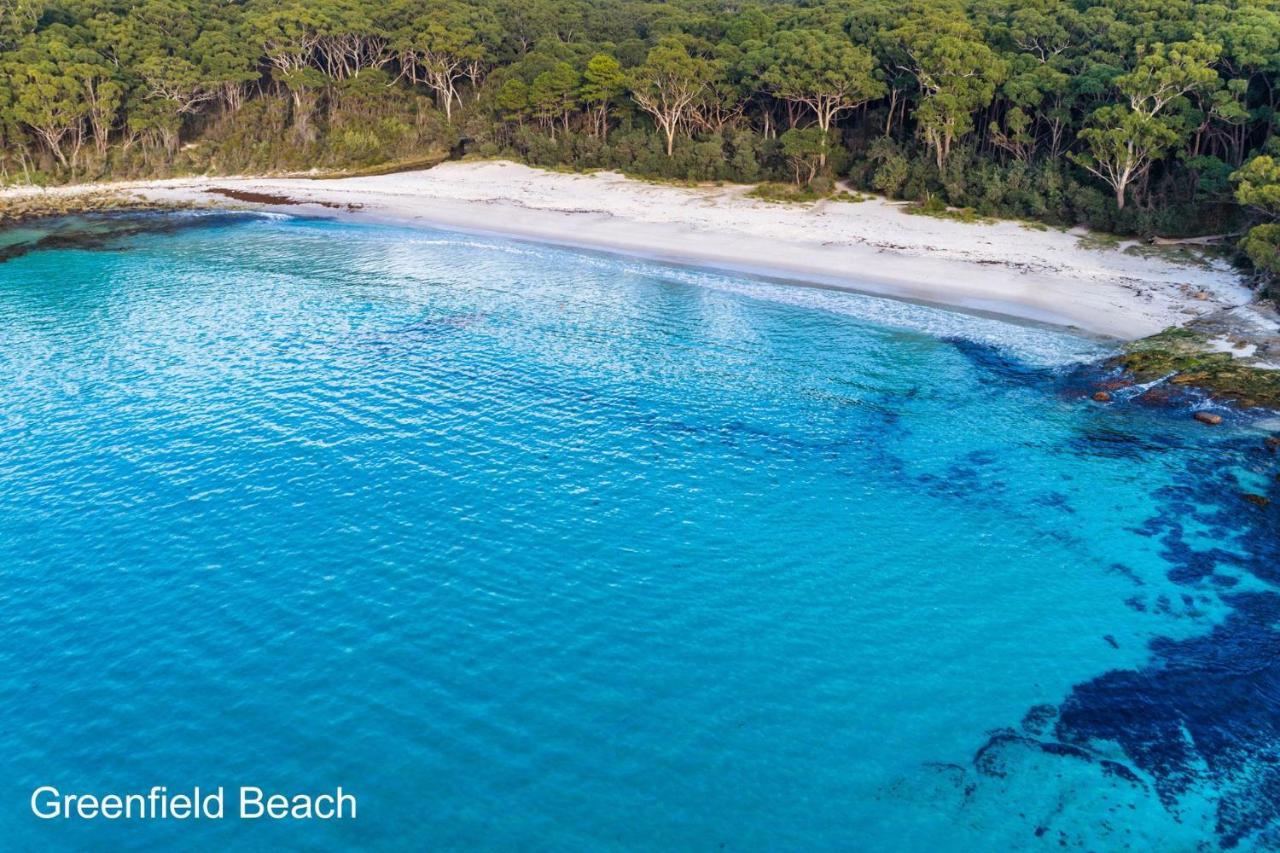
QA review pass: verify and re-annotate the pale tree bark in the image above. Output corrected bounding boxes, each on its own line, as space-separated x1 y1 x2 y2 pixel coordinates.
632 81 703 157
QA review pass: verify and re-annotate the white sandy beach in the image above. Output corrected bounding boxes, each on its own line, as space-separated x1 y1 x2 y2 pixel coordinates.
3 160 1258 339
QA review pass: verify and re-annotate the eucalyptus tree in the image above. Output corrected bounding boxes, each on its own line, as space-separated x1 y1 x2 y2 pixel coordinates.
0 0 39 46
386 0 498 121
885 10 1005 169
1072 39 1220 208
190 17 260 113
756 29 883 166
247 0 329 138
1070 107 1179 209
5 26 91 168
66 40 122 157
978 0 1084 161
313 0 388 80
629 38 713 157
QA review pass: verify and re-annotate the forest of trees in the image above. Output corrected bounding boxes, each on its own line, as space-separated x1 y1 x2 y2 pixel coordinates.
2 0 1280 282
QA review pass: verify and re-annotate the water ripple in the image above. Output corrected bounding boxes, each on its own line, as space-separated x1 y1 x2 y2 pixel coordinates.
0 213 1269 850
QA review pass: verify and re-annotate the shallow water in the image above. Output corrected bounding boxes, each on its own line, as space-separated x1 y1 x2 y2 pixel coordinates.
0 213 1276 850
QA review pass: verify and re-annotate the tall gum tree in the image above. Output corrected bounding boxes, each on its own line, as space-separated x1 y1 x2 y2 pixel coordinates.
386 0 497 121
248 0 327 137
887 12 1005 169
1071 38 1221 208
1071 105 1179 209
757 29 884 167
190 22 260 113
5 28 90 168
629 38 712 157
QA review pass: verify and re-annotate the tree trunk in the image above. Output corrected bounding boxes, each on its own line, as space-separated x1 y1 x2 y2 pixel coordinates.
817 108 830 169
39 130 68 168
291 88 315 142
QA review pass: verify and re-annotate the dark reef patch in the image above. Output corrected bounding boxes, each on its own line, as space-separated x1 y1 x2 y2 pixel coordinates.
981 428 1280 848
943 337 1063 388
0 211 263 265
1107 562 1145 586
1021 704 1058 736
943 338 1280 847
1100 760 1145 787
1056 591 1280 847
974 729 1102 778
1066 425 1184 460
1033 490 1076 514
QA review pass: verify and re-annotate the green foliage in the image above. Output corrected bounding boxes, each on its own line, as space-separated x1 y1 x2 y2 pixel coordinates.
581 53 624 138
779 126 825 184
628 38 713 156
746 181 826 203
1117 39 1221 118
756 29 883 135
1071 105 1180 209
1234 156 1280 282
1235 156 1280 217
582 54 624 105
865 138 909 198
884 11 1005 168
1238 223 1280 276
530 62 579 133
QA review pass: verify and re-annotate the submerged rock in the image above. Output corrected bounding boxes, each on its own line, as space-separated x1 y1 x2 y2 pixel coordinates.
1092 391 1112 402
1242 493 1271 507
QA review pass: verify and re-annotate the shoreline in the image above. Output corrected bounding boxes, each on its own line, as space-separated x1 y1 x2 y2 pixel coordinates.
0 160 1258 340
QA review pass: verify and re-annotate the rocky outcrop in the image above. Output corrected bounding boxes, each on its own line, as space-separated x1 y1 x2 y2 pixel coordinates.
1108 303 1280 410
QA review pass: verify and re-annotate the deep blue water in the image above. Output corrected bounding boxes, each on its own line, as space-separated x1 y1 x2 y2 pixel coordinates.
0 212 1277 850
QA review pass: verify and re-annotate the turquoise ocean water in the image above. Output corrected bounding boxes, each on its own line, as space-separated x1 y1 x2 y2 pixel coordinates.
0 213 1277 850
